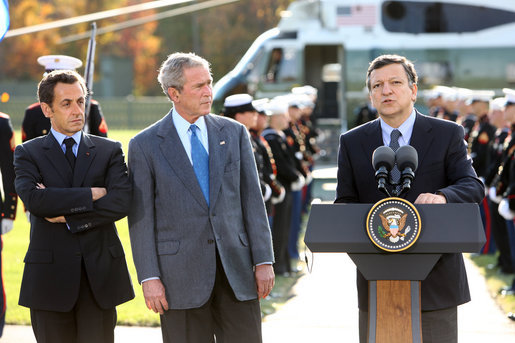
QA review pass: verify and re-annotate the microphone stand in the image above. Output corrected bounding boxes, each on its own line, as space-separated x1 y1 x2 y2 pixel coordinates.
375 168 391 198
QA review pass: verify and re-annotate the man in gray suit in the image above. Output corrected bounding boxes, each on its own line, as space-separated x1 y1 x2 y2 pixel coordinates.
128 52 275 343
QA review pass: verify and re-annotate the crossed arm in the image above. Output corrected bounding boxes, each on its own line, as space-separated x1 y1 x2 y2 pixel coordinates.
14 142 131 232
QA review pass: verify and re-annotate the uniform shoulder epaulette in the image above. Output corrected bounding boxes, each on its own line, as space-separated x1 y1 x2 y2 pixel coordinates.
27 102 40 110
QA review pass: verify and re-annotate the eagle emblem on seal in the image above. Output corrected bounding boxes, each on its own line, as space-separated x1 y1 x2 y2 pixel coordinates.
378 208 411 243
366 198 421 252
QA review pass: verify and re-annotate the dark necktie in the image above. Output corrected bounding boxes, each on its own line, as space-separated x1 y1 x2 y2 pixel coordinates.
190 125 210 205
389 129 401 187
64 138 76 170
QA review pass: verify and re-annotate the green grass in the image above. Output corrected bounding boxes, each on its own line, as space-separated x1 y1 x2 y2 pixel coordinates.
468 253 515 316
4 129 302 326
4 196 160 326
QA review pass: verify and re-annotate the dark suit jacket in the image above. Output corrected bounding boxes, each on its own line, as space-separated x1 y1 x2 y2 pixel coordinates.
335 111 484 311
14 132 134 312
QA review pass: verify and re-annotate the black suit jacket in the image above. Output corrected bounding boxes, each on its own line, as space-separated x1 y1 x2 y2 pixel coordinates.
335 111 484 311
14 132 134 311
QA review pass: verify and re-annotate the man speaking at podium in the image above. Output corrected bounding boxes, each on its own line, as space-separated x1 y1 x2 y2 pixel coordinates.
335 55 484 343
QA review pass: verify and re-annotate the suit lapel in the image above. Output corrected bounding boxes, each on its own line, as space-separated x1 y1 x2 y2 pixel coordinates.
362 113 433 166
158 112 208 209
73 133 96 187
408 111 433 166
363 119 384 159
205 115 227 210
42 134 73 185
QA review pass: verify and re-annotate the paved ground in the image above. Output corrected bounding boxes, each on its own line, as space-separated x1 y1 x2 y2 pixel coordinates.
3 253 515 342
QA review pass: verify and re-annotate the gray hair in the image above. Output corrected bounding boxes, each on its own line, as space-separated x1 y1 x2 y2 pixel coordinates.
157 52 211 99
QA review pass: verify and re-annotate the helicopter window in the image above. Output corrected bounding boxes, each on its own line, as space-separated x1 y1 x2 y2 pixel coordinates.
246 47 266 83
382 1 515 33
264 47 299 83
416 61 452 85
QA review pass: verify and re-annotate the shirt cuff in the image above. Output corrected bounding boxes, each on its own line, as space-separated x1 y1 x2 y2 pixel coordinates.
141 277 160 283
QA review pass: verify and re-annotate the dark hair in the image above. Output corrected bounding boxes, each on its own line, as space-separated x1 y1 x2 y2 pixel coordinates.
37 70 87 106
366 54 418 91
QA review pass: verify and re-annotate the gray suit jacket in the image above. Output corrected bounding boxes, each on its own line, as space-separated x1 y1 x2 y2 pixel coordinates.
128 112 274 309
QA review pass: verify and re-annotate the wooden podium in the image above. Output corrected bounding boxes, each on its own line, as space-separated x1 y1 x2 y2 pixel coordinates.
304 202 485 343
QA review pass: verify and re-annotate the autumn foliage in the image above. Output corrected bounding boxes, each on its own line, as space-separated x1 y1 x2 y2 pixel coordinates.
1 0 293 95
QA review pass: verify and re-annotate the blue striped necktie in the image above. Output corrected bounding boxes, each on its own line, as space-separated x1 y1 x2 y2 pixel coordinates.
190 124 210 205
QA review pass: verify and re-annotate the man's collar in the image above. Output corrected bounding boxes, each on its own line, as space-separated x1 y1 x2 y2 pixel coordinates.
379 109 416 137
50 128 82 146
172 108 207 134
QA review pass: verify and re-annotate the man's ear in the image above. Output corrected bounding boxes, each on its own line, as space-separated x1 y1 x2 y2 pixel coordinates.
168 87 179 102
411 83 418 102
40 102 53 119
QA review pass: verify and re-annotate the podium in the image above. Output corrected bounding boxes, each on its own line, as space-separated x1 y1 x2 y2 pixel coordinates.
304 202 485 343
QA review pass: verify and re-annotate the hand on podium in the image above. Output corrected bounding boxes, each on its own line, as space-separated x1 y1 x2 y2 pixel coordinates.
414 193 446 204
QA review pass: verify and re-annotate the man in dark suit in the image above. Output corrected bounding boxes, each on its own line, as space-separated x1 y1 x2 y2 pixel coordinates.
335 54 484 343
128 52 274 343
14 70 134 343
22 55 108 142
0 111 17 337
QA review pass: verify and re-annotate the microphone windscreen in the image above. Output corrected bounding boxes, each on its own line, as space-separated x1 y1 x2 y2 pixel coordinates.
396 145 418 171
372 146 396 171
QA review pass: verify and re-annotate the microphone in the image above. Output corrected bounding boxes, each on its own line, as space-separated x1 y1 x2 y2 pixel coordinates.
372 146 396 197
396 145 418 194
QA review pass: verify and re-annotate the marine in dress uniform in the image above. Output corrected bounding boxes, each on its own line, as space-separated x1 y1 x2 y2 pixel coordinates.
495 89 515 297
484 97 511 260
221 94 273 211
489 124 515 273
292 87 319 213
468 91 497 179
262 98 305 275
283 96 312 264
250 98 285 217
467 91 497 254
21 55 108 142
0 112 17 337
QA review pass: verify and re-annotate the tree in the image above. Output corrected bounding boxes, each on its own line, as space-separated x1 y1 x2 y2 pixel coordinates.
156 0 294 82
0 0 294 95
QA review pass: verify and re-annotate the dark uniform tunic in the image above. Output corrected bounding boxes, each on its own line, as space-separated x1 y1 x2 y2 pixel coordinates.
461 113 477 142
490 128 515 273
0 112 17 337
468 115 497 255
469 115 497 179
250 130 283 216
0 113 17 220
262 127 301 274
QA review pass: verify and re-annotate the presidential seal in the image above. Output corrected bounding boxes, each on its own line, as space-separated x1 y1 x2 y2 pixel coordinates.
366 197 421 252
